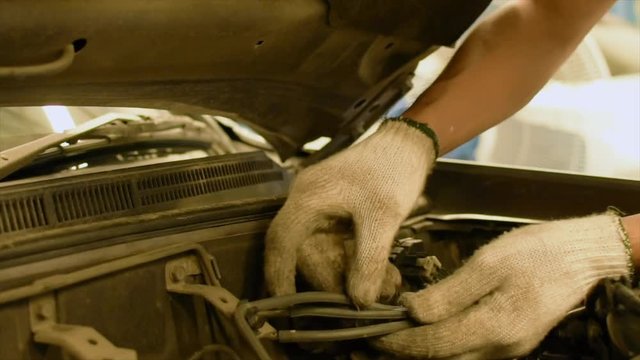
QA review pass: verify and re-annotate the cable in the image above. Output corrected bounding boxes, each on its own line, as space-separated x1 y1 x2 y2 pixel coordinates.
286 306 406 320
234 291 414 360
246 291 404 312
277 320 414 343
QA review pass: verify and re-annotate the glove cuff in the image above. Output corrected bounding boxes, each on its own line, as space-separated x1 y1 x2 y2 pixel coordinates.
613 215 636 282
559 214 632 284
383 116 440 158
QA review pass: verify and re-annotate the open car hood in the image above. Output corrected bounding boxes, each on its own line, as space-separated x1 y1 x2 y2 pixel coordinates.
0 0 489 159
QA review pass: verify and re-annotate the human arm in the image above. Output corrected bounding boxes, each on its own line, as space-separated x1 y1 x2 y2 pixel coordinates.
264 0 619 308
405 0 617 153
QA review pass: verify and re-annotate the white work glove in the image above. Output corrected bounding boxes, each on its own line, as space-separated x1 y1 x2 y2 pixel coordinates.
265 119 437 306
375 214 634 359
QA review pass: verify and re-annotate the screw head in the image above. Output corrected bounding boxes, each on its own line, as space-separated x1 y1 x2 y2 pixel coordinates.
35 304 53 320
171 265 187 283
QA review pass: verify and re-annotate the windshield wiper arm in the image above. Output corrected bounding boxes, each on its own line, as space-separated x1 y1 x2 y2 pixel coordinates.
0 113 142 180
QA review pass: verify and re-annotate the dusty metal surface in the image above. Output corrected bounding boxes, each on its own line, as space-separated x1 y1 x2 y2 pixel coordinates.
428 160 640 219
0 44 75 78
30 293 137 360
0 158 638 359
0 242 230 359
0 0 490 159
0 112 142 180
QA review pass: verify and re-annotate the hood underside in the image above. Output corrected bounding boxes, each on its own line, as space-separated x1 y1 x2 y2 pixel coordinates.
0 0 490 159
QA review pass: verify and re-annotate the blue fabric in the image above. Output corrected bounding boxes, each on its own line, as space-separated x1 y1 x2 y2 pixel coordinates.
385 99 479 160
610 0 638 25
443 137 479 161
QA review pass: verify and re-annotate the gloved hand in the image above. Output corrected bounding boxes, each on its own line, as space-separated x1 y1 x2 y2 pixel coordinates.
375 214 633 359
264 118 437 306
296 233 404 303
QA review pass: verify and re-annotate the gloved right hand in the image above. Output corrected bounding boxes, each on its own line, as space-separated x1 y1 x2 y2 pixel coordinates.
374 213 633 359
265 118 437 306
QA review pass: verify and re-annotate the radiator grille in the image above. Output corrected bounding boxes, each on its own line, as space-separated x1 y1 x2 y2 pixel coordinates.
140 171 282 206
0 153 286 236
52 182 135 223
0 196 48 233
137 160 272 191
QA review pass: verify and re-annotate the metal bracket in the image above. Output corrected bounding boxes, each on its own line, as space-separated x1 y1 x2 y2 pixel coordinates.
165 255 237 316
29 294 137 360
0 43 75 78
164 256 277 339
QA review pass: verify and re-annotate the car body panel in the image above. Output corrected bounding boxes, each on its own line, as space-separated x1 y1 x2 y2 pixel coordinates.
0 0 490 159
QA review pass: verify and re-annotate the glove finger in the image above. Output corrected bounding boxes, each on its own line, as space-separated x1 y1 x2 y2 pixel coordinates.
379 262 402 303
373 294 502 358
347 210 404 307
298 235 402 300
400 246 506 323
343 238 402 303
297 233 347 293
264 200 317 296
439 351 490 360
439 340 536 359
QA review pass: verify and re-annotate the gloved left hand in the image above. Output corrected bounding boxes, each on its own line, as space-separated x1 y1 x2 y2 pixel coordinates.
374 213 633 359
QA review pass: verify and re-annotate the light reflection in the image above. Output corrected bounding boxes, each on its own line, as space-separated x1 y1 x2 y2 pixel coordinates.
69 162 89 171
42 106 75 133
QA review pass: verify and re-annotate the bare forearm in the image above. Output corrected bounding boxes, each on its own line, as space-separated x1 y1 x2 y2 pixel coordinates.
404 0 615 154
622 214 640 270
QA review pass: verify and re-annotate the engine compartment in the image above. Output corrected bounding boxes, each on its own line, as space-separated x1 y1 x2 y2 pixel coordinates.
0 153 638 360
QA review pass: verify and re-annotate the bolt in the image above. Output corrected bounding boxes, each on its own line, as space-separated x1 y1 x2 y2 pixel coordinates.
35 304 53 321
245 307 265 329
171 265 187 283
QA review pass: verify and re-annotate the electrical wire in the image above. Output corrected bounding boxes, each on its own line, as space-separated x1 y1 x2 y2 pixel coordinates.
285 306 406 320
234 291 415 360
277 320 414 343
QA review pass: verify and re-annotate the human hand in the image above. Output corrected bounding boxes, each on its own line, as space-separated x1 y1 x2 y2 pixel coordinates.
264 118 437 306
375 214 633 359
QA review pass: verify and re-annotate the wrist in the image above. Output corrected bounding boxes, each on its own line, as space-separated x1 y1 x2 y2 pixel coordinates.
621 214 640 271
383 116 440 158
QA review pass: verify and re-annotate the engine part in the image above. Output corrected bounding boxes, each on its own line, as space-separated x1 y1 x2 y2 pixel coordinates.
390 237 443 288
528 277 640 359
600 278 640 356
165 256 415 360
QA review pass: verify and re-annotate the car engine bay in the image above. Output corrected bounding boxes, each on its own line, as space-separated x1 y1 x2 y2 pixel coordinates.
0 152 638 360
1 0 638 357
